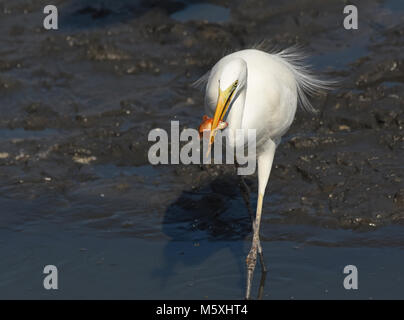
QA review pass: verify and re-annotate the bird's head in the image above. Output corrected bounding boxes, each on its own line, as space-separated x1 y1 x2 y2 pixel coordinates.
209 58 247 146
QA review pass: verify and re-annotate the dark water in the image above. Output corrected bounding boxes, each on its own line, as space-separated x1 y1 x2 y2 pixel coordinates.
0 0 403 299
171 3 230 23
2 227 403 299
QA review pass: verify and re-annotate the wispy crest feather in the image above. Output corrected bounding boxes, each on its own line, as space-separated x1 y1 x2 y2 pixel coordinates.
192 71 210 90
192 41 334 113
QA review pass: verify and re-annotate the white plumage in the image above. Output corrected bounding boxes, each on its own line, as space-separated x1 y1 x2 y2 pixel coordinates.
196 46 330 299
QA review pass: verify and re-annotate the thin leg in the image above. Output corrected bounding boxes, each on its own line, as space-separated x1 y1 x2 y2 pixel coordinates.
238 174 266 273
245 192 264 300
245 139 277 300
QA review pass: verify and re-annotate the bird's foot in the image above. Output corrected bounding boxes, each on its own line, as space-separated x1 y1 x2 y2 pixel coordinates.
245 245 258 300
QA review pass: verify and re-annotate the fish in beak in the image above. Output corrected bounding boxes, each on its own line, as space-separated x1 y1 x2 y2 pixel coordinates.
205 81 237 156
198 115 228 138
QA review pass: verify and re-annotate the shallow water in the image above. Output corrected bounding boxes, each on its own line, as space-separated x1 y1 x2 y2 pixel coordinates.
171 3 230 23
1 226 403 299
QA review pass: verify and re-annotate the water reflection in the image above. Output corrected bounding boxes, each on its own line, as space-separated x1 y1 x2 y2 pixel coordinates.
157 173 267 298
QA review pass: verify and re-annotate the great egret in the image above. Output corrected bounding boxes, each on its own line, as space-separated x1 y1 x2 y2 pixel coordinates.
196 46 330 299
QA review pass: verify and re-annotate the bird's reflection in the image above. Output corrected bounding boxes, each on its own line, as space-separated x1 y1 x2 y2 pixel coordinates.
156 172 267 299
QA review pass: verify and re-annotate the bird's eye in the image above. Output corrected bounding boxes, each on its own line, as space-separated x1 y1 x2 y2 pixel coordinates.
234 80 238 87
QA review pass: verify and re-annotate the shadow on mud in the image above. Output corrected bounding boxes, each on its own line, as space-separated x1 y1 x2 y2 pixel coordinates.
155 173 254 289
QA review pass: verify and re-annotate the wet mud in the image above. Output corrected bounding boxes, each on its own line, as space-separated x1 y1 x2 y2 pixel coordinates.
0 0 403 299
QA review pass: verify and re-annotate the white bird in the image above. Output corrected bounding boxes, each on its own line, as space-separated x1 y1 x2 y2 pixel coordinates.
196 46 330 299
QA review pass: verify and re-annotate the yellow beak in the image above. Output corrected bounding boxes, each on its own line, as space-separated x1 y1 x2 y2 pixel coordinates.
208 84 236 147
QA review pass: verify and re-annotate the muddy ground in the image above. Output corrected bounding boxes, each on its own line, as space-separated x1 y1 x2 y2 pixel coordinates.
0 0 403 299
